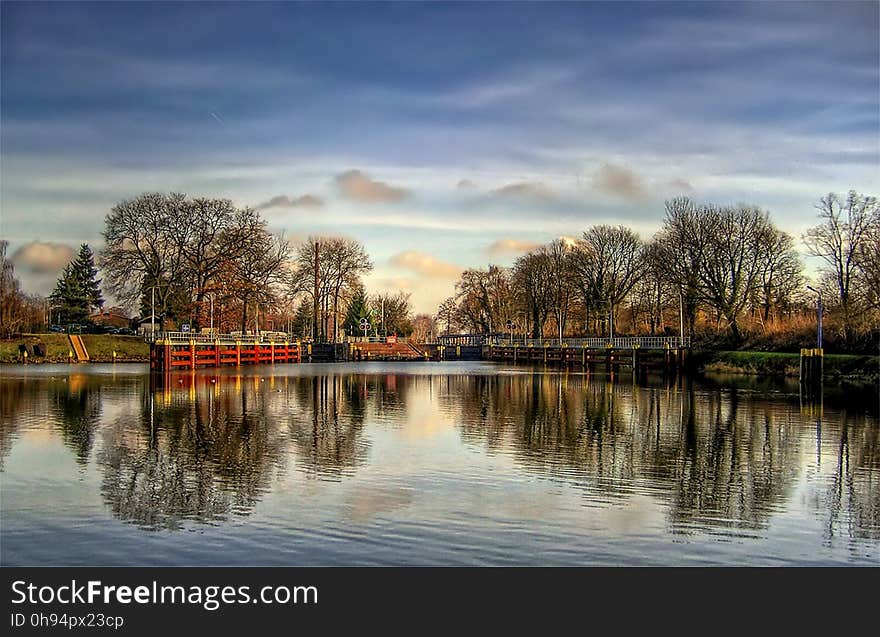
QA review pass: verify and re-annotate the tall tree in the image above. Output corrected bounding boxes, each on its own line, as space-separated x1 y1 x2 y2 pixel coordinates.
572 225 643 336
100 192 190 320
371 292 413 336
50 264 90 324
219 220 290 333
653 197 712 340
71 243 104 312
512 250 553 338
699 205 771 343
342 284 371 336
803 191 879 341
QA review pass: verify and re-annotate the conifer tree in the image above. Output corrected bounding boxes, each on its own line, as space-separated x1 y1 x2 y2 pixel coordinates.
342 286 371 336
49 265 90 324
72 243 104 312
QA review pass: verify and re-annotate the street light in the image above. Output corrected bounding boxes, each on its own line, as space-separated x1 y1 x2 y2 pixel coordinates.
806 285 823 349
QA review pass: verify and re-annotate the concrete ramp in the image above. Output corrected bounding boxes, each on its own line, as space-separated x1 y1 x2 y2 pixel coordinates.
68 334 89 362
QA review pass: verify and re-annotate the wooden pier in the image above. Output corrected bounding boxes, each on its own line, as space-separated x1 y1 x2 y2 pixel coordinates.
148 331 689 372
483 338 688 373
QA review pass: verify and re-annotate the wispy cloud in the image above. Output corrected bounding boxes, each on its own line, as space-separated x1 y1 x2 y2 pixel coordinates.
334 170 409 203
486 238 542 256
490 181 555 201
667 178 694 193
592 163 647 200
256 194 324 210
389 251 461 278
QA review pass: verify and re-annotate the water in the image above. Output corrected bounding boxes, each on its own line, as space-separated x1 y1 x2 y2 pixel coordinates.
1 362 877 565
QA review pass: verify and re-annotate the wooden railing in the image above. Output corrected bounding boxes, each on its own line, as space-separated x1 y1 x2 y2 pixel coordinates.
488 336 691 349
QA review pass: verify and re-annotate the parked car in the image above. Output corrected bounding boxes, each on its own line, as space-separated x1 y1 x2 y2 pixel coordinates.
49 325 64 333
115 327 135 336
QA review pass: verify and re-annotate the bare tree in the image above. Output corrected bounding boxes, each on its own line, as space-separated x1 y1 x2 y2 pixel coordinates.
572 225 643 336
512 250 553 338
181 199 260 328
699 205 771 343
754 226 803 326
803 191 879 341
219 219 290 333
544 239 578 343
99 192 190 319
436 296 459 334
653 197 712 340
633 241 674 335
454 265 512 334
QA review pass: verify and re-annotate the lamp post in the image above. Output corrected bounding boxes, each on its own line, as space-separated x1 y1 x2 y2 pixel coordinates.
209 294 214 334
806 286 823 349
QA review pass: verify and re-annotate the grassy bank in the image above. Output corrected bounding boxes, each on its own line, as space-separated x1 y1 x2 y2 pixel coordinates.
0 333 149 363
694 350 879 382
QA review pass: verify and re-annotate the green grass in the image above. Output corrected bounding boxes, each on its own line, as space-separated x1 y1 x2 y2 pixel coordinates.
1 333 149 363
697 350 879 380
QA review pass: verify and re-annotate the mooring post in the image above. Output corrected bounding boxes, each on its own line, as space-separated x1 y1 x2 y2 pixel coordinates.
236 340 241 366
190 339 196 370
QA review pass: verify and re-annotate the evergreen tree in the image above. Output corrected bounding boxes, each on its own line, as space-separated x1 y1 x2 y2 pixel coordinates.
50 264 90 324
342 286 371 336
71 243 104 312
291 299 314 338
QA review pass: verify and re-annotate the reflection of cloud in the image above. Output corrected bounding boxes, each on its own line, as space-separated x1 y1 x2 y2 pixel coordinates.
334 170 409 202
343 486 412 522
593 163 647 199
11 241 74 274
491 181 555 201
257 194 324 210
486 238 542 256
389 251 461 278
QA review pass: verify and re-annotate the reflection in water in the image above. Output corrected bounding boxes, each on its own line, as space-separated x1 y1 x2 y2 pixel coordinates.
0 364 878 563
448 375 807 533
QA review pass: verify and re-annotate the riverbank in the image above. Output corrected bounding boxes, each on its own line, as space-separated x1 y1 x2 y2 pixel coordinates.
694 350 879 382
2 336 878 383
0 334 149 363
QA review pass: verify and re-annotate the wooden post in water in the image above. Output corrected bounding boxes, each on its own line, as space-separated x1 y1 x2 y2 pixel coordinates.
800 348 823 392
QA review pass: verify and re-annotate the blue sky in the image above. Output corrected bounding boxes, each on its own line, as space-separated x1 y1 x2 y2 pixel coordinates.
2 1 877 312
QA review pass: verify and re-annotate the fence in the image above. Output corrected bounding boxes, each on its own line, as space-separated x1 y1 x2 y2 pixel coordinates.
488 336 691 349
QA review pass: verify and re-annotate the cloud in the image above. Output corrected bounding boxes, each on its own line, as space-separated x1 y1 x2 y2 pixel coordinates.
11 241 75 274
388 251 462 278
491 181 555 201
257 194 324 210
668 178 694 192
457 179 478 190
334 170 409 202
593 163 647 199
486 238 543 256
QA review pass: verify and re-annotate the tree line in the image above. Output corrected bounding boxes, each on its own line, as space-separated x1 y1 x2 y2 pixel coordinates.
96 192 409 340
439 191 879 351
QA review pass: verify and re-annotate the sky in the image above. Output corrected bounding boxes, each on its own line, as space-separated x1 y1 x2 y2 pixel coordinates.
1 1 878 314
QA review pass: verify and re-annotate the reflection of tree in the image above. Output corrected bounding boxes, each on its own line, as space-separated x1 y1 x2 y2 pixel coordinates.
287 374 370 479
667 386 801 531
823 414 879 542
49 374 102 465
450 372 807 532
99 376 290 530
0 373 112 467
0 377 27 468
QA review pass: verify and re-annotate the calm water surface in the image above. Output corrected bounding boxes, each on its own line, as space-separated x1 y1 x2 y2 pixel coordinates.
1 362 878 565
